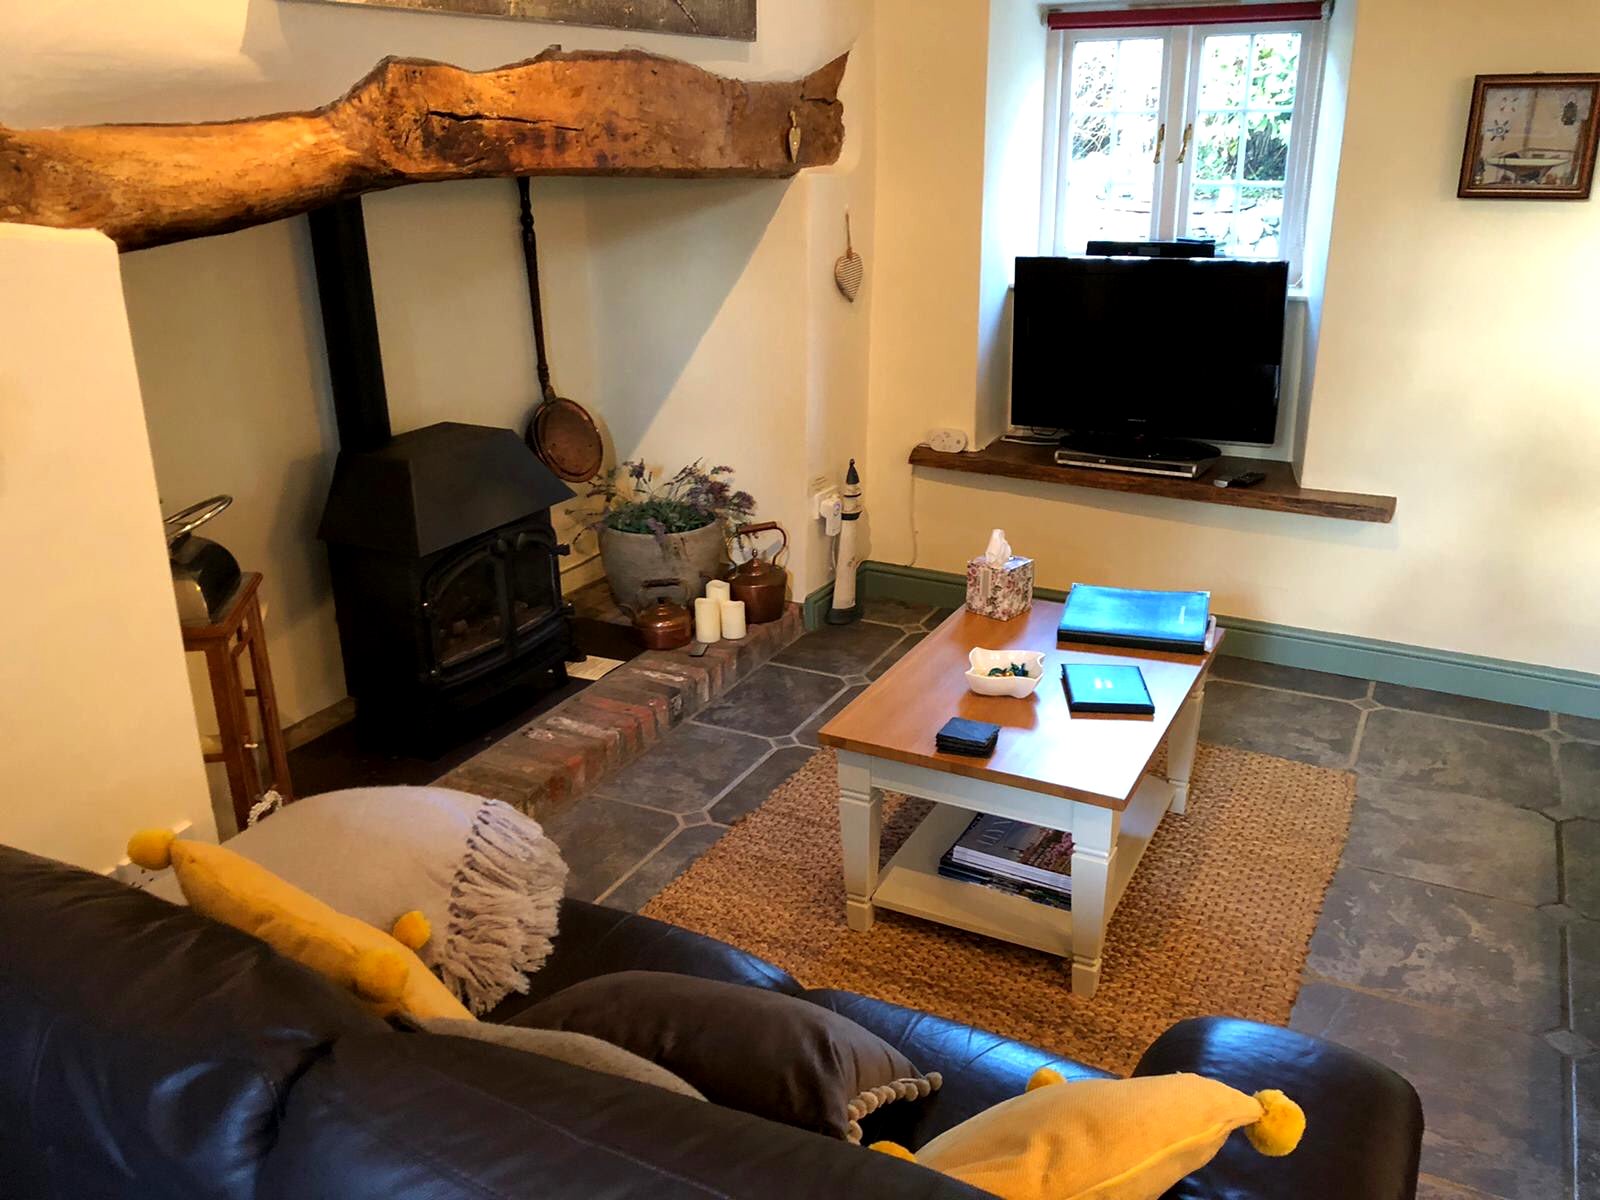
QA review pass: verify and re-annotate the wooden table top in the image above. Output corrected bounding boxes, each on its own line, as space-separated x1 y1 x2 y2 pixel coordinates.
817 600 1220 811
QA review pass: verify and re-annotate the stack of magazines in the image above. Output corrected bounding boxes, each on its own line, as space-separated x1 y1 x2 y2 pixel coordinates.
938 814 1073 910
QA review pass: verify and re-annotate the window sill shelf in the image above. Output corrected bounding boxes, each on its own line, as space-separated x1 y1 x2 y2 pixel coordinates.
908 438 1395 523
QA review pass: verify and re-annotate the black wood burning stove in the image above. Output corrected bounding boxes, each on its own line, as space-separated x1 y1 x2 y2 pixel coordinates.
309 199 576 746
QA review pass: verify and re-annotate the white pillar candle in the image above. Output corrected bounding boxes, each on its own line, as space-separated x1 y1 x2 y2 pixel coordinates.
719 599 747 640
693 597 722 643
705 579 732 605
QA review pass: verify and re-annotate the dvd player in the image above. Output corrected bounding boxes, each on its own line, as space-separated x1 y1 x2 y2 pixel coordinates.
1052 434 1220 480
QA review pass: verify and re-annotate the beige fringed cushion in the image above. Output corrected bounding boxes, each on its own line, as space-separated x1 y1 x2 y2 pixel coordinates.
149 787 566 1014
511 970 941 1141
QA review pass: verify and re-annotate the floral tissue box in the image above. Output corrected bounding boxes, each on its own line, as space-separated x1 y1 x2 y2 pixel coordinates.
965 555 1034 621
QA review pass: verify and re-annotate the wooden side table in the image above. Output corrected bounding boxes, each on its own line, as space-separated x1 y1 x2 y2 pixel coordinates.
182 572 294 832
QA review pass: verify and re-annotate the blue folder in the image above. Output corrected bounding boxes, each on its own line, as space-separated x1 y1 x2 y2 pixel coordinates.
1057 584 1210 654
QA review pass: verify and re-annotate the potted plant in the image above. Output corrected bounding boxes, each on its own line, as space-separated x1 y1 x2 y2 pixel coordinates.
589 460 756 612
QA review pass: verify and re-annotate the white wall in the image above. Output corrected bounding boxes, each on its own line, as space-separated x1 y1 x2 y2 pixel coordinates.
867 0 1600 675
1 0 875 738
0 226 219 870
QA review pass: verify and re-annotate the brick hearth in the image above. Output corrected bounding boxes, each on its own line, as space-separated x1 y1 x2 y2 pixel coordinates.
434 602 806 818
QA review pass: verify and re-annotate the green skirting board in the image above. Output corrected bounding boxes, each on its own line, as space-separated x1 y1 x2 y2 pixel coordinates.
803 561 1600 720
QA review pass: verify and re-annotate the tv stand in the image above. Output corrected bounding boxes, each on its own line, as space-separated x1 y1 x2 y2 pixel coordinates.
1055 432 1221 480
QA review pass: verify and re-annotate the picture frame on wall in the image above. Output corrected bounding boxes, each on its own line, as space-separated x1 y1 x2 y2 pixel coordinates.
1458 73 1600 200
286 0 756 41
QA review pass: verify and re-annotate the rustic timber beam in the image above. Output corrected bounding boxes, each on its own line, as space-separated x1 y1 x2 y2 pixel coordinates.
0 48 848 251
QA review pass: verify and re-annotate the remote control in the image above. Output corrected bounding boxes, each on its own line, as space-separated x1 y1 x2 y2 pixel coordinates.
1214 470 1266 489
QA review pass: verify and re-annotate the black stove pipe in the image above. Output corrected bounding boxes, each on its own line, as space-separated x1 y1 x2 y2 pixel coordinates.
308 199 392 454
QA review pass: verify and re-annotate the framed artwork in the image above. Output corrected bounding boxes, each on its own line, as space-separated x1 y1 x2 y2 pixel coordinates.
1458 73 1600 199
290 0 756 41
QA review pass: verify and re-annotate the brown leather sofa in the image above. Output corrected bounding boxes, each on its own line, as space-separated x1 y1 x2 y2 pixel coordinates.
0 844 1423 1199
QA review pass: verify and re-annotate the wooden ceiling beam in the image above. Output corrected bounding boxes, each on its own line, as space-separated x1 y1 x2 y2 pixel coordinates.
0 48 848 251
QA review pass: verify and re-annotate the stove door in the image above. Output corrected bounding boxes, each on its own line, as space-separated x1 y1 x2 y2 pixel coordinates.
422 545 510 679
506 528 561 644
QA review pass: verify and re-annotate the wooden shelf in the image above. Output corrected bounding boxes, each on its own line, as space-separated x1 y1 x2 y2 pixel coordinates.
908 439 1395 523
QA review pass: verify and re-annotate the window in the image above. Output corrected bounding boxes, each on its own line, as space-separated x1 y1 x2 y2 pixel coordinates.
1040 9 1325 280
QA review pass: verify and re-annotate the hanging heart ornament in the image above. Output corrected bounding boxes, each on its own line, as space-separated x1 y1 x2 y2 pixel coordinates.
834 212 863 303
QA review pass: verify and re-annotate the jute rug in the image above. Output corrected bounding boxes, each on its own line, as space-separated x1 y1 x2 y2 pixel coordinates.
642 743 1354 1075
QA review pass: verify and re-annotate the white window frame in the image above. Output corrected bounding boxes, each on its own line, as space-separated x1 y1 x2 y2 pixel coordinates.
1039 18 1326 282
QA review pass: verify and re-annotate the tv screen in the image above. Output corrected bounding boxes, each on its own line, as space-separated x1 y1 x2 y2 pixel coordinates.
1010 256 1289 446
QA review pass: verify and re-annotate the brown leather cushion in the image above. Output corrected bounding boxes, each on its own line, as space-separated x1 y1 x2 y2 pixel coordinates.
512 970 941 1140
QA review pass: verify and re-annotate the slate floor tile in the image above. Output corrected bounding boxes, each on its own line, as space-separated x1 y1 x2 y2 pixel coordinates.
1571 919 1600 1046
1356 709 1559 808
868 631 927 681
1198 679 1359 768
774 622 905 676
695 664 845 739
1288 982 1566 1199
860 596 936 627
1560 740 1600 819
1415 1176 1503 1199
1210 656 1370 699
923 607 957 630
1579 1055 1600 1198
586 721 769 813
1373 684 1552 731
1568 820 1600 920
708 745 819 826
539 796 677 901
1561 712 1600 742
1308 866 1561 1031
798 684 868 748
601 824 729 912
1345 777 1558 906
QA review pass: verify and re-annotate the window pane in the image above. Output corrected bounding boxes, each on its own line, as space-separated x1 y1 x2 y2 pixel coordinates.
1250 33 1300 109
1244 113 1291 182
1194 113 1241 181
1115 38 1164 110
1188 183 1236 247
1071 40 1116 108
1235 186 1284 258
1058 36 1163 252
1197 35 1248 109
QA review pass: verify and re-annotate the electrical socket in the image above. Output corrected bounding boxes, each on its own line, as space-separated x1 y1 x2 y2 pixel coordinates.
104 819 192 889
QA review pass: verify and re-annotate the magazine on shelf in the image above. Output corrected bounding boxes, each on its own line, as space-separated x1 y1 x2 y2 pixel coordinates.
936 857 1073 911
945 814 1073 893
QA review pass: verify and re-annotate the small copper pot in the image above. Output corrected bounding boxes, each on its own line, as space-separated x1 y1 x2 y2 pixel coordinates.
632 579 693 650
728 522 789 625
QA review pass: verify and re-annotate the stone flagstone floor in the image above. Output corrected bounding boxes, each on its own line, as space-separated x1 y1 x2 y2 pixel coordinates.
510 597 1598 1200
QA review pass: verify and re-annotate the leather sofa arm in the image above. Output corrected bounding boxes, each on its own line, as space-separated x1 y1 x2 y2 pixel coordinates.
1132 1017 1422 1200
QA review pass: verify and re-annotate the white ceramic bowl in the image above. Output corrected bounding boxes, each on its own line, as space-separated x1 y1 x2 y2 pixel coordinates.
965 648 1047 697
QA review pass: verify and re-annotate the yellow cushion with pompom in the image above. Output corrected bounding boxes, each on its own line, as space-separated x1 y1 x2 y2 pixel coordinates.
128 829 470 1022
881 1068 1302 1200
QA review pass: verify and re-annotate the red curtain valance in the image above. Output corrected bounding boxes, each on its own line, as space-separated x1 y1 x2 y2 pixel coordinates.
1048 3 1326 30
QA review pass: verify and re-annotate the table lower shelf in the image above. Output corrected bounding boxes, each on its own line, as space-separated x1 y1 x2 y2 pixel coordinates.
872 773 1175 957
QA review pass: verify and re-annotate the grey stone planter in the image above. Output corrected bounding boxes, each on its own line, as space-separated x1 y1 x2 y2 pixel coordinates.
600 522 729 613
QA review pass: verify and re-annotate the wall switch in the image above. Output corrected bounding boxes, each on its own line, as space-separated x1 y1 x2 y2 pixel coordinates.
104 819 192 889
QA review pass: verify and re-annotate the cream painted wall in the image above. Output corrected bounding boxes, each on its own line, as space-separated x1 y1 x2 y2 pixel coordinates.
0 227 219 870
2 1 875 738
869 0 1600 674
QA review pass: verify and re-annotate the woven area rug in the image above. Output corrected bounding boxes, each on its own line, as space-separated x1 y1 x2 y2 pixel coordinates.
643 744 1354 1075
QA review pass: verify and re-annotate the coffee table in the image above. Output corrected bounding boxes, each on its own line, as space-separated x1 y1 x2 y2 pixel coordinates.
817 599 1220 997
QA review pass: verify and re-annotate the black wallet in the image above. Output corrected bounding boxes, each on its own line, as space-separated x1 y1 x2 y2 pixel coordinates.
936 717 1000 757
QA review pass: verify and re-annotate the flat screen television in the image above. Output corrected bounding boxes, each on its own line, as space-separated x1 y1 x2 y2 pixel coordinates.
1010 256 1289 447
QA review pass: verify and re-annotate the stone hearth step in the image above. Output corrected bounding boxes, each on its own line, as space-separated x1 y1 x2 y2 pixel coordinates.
436 602 805 819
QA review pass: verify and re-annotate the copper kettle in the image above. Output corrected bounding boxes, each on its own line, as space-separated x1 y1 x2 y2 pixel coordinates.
728 523 789 625
633 579 693 650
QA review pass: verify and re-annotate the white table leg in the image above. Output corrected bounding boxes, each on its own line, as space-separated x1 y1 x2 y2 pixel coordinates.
1165 675 1206 816
838 755 881 931
1068 804 1118 997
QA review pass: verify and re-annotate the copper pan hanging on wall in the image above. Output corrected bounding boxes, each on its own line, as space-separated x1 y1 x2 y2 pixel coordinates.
518 176 604 483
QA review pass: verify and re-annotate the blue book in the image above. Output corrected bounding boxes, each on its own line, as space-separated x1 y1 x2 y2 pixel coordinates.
1062 663 1156 715
1057 584 1210 654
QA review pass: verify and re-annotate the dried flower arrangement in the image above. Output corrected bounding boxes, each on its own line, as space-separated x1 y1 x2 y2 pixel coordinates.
588 460 757 545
